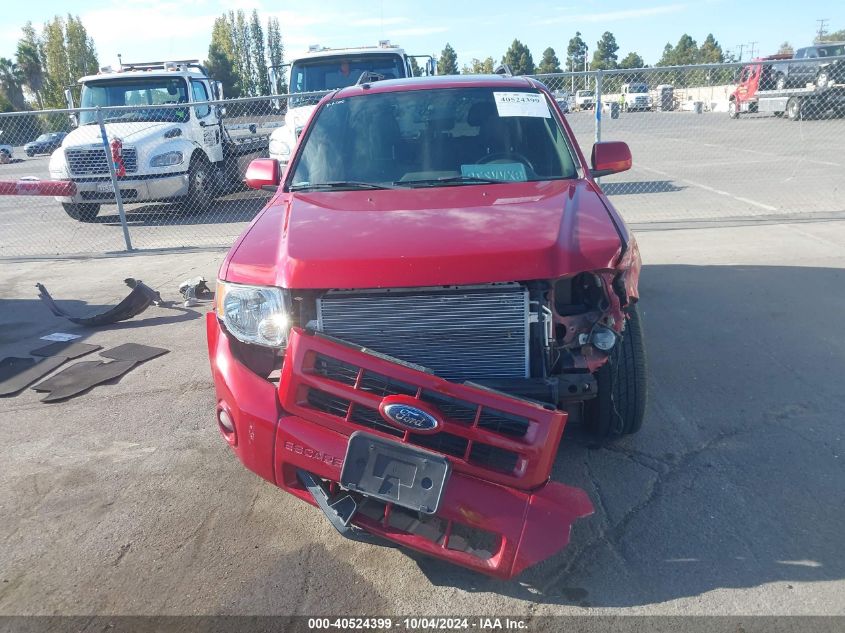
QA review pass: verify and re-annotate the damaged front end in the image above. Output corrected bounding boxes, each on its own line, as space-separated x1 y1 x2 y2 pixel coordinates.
208 256 640 577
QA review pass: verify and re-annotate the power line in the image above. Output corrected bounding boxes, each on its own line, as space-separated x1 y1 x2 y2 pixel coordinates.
816 18 829 42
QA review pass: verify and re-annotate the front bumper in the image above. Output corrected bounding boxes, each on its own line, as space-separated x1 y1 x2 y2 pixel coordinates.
207 314 593 579
54 172 189 204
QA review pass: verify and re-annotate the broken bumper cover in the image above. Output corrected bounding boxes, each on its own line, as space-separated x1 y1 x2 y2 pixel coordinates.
207 315 593 579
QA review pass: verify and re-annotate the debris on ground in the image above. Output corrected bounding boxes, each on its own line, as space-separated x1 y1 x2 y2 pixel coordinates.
36 278 163 326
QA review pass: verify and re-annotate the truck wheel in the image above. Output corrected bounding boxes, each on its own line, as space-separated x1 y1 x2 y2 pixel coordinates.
185 156 216 214
62 203 100 223
585 304 648 438
786 97 802 121
728 100 739 119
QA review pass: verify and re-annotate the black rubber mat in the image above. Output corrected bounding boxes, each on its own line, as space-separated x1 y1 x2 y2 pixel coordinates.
100 343 169 363
0 356 67 397
33 360 138 402
30 341 101 359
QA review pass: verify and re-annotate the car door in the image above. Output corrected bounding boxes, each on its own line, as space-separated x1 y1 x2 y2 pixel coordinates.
788 49 807 86
191 80 223 163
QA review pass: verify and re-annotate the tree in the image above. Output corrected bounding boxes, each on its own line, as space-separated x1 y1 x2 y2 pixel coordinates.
409 57 422 76
777 41 794 55
658 34 698 66
16 34 44 109
618 52 645 69
567 31 587 72
502 39 534 75
0 58 26 111
817 28 845 43
249 10 269 95
591 31 619 70
437 43 458 75
461 57 494 74
266 16 284 93
205 16 241 98
65 15 98 84
698 33 723 63
537 47 562 74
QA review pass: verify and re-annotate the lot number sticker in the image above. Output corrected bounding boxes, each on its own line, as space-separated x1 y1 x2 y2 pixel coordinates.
493 92 551 118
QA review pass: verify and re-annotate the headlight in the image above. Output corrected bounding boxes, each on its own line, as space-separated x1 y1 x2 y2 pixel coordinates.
817 72 829 89
216 281 291 348
150 151 184 167
269 138 291 157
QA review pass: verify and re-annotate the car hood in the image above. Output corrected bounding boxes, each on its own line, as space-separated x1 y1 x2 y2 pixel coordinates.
224 180 625 289
63 121 177 147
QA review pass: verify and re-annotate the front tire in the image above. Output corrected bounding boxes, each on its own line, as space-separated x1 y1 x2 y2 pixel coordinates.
787 97 802 121
585 304 648 438
728 100 739 119
62 202 100 223
184 156 217 214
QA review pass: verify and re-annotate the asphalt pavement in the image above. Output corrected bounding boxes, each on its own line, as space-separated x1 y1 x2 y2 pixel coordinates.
1 215 843 618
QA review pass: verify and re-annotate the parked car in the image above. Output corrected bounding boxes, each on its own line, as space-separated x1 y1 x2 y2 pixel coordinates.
554 94 571 113
0 131 13 163
24 132 66 157
771 43 845 89
208 75 645 579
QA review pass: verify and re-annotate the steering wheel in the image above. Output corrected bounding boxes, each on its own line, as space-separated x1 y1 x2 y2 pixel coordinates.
476 152 535 172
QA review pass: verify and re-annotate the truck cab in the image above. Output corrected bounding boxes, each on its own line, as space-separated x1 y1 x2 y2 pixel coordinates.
621 83 652 112
49 60 263 222
574 90 595 110
268 42 434 165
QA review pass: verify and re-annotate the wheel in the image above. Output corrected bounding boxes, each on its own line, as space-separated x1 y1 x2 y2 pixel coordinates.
62 202 100 222
0 150 10 164
786 97 802 121
184 155 216 214
775 74 787 91
585 304 648 438
728 100 739 119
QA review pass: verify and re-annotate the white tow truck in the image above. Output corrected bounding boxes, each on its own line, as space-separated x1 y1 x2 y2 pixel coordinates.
50 60 269 222
268 41 434 165
620 83 653 112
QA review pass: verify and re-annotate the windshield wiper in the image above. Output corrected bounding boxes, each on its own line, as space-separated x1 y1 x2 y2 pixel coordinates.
290 181 395 192
395 175 505 187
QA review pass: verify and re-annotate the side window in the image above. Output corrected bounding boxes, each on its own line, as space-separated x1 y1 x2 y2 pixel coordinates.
191 81 211 118
806 48 819 59
794 49 806 59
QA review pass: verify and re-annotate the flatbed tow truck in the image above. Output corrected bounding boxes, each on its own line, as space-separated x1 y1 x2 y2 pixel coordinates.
729 54 845 120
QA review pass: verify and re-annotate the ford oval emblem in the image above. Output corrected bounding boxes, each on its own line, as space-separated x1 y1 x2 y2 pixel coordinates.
382 403 439 433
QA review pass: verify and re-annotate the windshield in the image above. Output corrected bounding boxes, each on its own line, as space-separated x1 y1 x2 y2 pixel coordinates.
629 84 648 93
289 54 406 106
289 87 578 190
36 134 53 141
578 91 594 97
78 77 190 125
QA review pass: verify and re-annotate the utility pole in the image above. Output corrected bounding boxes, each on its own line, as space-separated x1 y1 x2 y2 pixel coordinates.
748 42 758 59
816 18 829 42
736 43 746 62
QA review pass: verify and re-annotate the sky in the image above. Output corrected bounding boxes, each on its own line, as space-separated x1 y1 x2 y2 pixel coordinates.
3 0 844 71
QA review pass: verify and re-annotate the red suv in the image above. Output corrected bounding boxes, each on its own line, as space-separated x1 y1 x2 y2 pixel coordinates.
208 74 646 579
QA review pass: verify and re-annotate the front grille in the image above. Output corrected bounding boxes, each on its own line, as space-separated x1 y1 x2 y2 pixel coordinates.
282 329 567 490
317 284 529 382
66 147 137 175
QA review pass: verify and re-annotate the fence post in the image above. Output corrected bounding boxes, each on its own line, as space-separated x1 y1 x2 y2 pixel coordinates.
96 106 133 252
594 70 603 145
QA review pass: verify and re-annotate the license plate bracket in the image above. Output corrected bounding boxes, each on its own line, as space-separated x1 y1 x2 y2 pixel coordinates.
340 431 450 514
96 182 114 194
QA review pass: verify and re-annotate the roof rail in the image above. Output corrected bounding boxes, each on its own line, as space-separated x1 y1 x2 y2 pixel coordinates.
356 71 386 86
494 64 513 76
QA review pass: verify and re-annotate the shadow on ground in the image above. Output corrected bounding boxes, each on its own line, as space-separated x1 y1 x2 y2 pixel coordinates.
394 264 845 607
94 194 270 228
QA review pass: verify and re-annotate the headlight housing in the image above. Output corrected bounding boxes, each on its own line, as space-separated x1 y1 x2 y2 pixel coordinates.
269 138 291 157
216 281 291 348
150 151 184 167
817 71 829 89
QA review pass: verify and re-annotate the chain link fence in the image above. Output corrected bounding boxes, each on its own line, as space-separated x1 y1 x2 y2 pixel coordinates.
1 58 844 258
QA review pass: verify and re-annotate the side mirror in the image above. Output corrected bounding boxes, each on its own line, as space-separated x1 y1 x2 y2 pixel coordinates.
68 113 79 128
244 158 280 191
591 141 632 177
